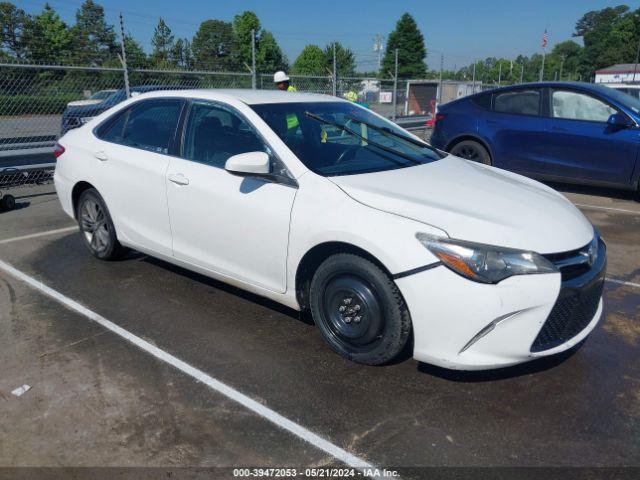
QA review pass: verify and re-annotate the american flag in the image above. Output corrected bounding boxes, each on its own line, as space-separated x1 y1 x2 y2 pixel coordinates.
541 29 548 49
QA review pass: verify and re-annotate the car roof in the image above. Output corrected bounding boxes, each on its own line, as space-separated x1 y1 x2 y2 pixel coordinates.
129 88 342 105
472 81 622 96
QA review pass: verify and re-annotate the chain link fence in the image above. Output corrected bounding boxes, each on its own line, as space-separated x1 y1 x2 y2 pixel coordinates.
0 62 491 164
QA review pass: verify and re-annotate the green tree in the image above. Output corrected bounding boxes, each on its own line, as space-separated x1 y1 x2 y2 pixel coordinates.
124 34 148 68
151 18 175 66
23 3 73 64
324 41 356 76
71 0 117 65
170 38 193 69
191 19 234 70
381 13 427 78
0 2 28 60
232 11 260 68
574 5 639 79
292 44 325 75
257 31 287 72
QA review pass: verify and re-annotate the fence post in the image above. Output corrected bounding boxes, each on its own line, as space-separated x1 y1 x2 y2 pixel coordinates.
332 43 337 96
118 12 130 99
392 48 398 121
472 61 476 93
438 53 443 105
251 29 257 90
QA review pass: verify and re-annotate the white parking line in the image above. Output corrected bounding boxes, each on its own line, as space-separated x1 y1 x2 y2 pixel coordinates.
606 278 640 289
0 226 78 245
574 203 640 215
0 259 377 474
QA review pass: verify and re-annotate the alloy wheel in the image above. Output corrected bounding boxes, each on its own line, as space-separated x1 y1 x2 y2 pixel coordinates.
80 198 110 253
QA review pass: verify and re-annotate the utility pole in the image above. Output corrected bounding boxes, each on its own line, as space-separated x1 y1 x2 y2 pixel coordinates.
373 34 384 70
332 42 337 96
118 12 130 99
438 53 443 105
559 57 565 81
251 29 256 90
498 62 502 86
392 48 398 121
520 63 524 83
633 33 640 83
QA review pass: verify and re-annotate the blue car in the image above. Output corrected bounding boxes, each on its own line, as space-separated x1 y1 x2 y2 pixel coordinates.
430 82 640 192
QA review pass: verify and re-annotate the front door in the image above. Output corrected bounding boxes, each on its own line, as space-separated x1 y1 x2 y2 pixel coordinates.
545 88 638 186
166 101 297 293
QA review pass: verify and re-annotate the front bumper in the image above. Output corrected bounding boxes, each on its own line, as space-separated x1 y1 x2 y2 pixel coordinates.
396 239 606 370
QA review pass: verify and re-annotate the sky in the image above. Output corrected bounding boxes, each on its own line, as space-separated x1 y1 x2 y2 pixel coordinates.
19 0 640 72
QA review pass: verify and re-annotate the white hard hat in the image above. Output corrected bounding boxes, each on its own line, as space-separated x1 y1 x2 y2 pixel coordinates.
273 71 290 83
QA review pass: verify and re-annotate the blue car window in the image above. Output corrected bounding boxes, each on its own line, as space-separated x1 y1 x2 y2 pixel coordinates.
552 90 616 122
494 90 541 116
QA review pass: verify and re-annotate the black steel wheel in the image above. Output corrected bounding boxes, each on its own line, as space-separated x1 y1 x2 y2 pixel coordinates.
309 253 411 365
77 188 125 260
450 140 492 165
1 194 16 211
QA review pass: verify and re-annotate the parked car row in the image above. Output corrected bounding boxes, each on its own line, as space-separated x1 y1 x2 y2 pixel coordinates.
430 82 640 192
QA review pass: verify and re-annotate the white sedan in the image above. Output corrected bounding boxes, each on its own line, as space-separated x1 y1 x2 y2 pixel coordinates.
53 89 606 370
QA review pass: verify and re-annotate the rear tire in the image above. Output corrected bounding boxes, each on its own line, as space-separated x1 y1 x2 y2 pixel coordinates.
450 140 492 165
1 194 15 211
77 189 125 260
309 253 411 365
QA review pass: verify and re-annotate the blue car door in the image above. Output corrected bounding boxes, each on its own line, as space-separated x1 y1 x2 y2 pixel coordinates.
544 88 638 186
478 87 548 172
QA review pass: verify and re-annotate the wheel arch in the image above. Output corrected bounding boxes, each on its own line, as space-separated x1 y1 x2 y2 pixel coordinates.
294 241 394 311
71 181 96 218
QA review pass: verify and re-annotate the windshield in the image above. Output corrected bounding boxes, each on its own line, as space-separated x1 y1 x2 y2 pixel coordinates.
250 102 444 176
604 86 640 115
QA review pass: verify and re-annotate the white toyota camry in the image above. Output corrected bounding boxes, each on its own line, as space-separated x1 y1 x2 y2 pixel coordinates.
54 89 606 370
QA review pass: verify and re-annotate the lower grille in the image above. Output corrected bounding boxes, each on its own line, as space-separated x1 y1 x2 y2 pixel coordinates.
530 278 604 353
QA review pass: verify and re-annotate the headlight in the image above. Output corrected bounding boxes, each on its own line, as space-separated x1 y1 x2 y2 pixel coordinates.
416 233 557 284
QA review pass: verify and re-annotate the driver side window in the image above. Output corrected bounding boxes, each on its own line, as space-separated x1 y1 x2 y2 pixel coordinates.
182 102 267 169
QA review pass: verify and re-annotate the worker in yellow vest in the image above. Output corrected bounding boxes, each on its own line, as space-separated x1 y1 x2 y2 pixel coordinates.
274 71 297 92
274 71 299 131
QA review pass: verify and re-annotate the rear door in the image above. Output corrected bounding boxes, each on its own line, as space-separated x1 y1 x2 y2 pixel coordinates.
545 88 638 185
94 98 183 256
478 88 548 171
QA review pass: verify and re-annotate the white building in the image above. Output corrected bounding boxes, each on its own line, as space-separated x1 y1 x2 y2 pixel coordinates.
595 64 640 84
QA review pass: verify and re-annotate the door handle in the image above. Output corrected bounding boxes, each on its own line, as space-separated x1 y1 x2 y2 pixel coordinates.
94 151 108 161
168 173 189 186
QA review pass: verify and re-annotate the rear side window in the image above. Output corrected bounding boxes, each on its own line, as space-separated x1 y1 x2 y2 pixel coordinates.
493 89 541 116
97 99 183 154
470 92 491 109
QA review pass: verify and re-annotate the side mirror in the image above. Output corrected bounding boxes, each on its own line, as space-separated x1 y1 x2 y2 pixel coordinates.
225 151 271 176
607 113 633 128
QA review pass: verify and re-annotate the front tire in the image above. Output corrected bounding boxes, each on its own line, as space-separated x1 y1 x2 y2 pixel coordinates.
450 140 492 165
309 253 411 365
77 189 125 260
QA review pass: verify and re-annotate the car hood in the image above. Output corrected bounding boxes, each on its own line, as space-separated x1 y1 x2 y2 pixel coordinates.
329 156 594 254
